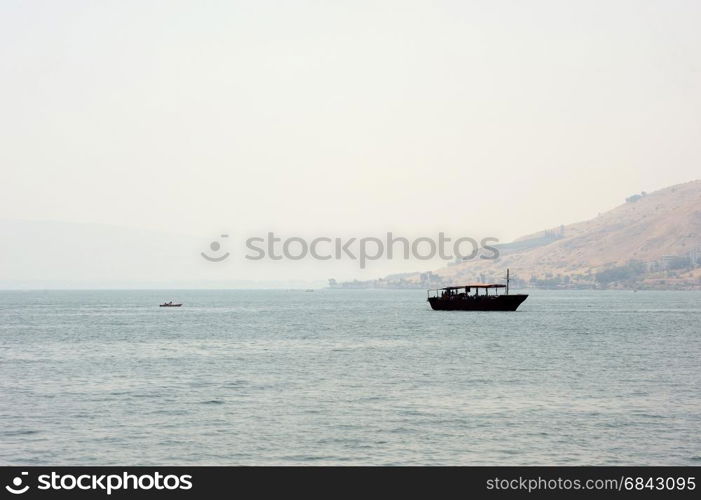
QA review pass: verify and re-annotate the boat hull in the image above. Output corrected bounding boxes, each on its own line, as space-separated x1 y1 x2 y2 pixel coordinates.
428 294 528 311
159 304 182 307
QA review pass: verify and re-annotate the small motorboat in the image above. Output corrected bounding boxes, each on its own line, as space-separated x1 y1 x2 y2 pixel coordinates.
159 301 182 307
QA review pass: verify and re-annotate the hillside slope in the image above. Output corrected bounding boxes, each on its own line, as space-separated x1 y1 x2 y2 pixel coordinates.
361 180 701 289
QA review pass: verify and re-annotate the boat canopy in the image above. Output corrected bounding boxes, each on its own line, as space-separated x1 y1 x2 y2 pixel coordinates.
436 283 506 290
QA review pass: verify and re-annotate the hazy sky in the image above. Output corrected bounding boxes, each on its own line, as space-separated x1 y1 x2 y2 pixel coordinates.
2 1 700 269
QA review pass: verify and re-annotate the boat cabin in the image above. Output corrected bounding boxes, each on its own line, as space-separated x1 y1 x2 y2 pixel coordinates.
427 283 506 300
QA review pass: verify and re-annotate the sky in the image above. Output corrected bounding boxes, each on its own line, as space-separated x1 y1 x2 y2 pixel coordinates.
1 0 700 283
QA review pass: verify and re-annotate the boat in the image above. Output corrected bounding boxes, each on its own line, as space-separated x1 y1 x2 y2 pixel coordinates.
159 301 182 307
427 269 528 311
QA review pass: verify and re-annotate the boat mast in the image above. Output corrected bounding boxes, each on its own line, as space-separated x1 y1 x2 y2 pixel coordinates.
506 268 510 295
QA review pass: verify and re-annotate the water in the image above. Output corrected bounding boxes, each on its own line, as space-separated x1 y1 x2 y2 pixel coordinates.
0 289 699 465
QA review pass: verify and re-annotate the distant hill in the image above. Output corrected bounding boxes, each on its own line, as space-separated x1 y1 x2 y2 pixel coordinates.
0 220 323 289
356 180 701 290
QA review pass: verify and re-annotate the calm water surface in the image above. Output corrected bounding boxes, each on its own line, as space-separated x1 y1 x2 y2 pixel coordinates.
0 289 699 465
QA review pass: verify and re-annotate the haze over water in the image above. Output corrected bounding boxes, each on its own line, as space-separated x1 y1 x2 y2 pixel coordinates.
1 289 699 465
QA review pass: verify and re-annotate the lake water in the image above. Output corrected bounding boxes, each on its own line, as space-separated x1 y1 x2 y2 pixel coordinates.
0 289 699 465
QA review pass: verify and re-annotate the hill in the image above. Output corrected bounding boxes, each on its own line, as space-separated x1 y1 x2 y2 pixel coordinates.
352 180 701 290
